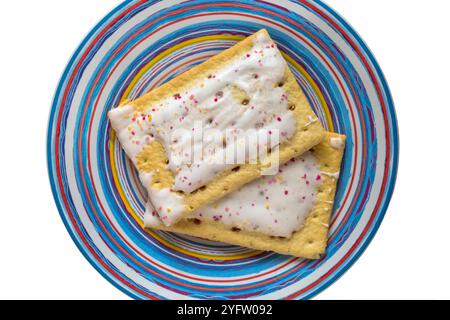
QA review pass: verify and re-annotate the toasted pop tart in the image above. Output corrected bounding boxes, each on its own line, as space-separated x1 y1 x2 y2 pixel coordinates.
145 133 346 259
108 29 325 226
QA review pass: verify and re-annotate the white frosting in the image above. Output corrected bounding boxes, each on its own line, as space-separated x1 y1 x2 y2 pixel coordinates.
330 137 344 149
320 171 340 179
109 104 153 166
137 172 185 225
109 32 295 226
145 152 323 238
138 171 153 189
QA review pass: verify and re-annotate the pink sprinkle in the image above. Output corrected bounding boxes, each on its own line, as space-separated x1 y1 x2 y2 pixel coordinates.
225 207 229 212
284 190 288 195
316 174 322 181
131 131 135 135
214 98 218 102
277 117 282 122
246 54 250 58
306 180 310 185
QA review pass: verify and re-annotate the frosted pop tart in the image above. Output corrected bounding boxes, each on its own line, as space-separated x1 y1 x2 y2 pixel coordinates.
108 29 325 226
145 133 346 259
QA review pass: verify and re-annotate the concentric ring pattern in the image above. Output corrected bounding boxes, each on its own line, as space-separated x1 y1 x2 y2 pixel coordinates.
47 0 398 299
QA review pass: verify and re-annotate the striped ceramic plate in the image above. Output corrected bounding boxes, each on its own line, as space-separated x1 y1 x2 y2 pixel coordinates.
47 0 398 299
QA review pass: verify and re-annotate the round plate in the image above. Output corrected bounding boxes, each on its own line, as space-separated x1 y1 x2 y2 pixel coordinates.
47 0 398 299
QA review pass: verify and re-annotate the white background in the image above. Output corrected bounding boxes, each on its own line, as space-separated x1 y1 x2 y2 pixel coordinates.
0 0 449 300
